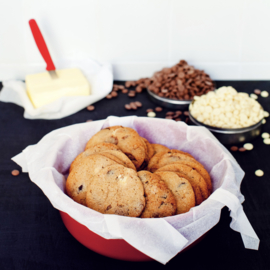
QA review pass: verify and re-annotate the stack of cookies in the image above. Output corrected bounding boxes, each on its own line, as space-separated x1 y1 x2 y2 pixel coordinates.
66 126 212 218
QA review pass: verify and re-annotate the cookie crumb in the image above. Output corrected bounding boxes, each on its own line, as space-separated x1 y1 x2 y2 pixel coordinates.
255 169 264 177
11 170 20 176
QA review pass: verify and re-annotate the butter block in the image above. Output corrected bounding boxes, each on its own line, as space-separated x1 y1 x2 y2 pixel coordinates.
26 68 91 108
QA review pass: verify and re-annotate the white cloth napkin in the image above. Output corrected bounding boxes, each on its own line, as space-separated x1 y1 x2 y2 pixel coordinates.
0 58 113 119
12 116 260 264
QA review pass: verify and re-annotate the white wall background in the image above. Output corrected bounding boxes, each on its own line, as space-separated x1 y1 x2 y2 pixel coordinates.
1 0 270 81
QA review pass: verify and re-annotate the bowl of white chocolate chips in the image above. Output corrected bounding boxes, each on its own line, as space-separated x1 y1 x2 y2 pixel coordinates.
189 86 265 145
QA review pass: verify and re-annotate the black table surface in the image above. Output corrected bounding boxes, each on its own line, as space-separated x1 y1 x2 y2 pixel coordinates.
0 81 269 270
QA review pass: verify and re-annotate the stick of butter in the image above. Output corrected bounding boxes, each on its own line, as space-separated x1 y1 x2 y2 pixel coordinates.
26 68 91 108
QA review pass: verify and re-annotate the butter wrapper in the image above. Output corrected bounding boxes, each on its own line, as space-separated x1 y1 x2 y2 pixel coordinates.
0 58 113 119
12 116 260 264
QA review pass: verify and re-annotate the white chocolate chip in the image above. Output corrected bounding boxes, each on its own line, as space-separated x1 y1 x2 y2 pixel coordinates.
243 143 254 150
263 138 270 145
250 93 258 99
189 86 264 129
264 111 269 118
261 132 270 139
262 119 266 124
255 170 264 177
261 91 269 98
147 112 156 118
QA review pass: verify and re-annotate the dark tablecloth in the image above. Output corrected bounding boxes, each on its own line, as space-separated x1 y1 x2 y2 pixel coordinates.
0 81 269 270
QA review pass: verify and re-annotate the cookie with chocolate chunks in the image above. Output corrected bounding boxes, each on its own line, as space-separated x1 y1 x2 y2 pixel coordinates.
85 126 146 170
86 164 145 217
66 154 118 206
138 171 176 218
154 171 195 214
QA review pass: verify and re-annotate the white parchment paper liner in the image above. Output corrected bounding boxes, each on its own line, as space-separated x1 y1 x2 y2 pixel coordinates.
12 116 260 264
0 58 113 119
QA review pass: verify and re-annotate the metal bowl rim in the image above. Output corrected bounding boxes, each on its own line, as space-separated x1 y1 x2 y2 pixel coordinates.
147 88 192 105
188 113 263 134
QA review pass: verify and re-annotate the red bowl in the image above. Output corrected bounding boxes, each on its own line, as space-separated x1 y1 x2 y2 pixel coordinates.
60 211 207 262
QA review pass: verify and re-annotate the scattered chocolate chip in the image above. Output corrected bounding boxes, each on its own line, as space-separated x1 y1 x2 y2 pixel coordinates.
165 116 173 119
125 81 132 88
230 146 238 151
135 86 143 93
106 94 112 99
128 91 136 97
239 147 246 152
87 105 95 111
146 108 153 113
166 111 174 116
11 170 20 176
175 110 182 116
130 102 137 110
184 111 189 116
122 89 128 94
118 85 125 90
185 117 189 123
86 119 93 122
111 91 118 97
155 107 163 112
125 104 131 110
254 89 261 95
175 118 181 121
135 101 142 107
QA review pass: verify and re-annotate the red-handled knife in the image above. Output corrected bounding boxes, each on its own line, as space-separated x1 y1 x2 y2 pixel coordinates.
28 19 58 79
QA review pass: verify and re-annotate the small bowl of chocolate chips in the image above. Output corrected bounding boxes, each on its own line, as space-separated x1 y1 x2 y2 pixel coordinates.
146 60 215 110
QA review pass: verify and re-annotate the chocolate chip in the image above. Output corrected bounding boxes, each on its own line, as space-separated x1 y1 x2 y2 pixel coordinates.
230 146 238 151
86 119 93 122
166 111 174 116
135 86 143 93
165 116 173 119
111 91 118 97
135 101 142 107
78 185 83 191
146 108 153 113
125 104 131 110
239 147 246 152
87 105 95 111
185 117 189 123
175 118 181 121
106 94 112 99
122 89 128 94
128 91 136 97
130 102 137 110
184 111 189 116
155 107 163 112
11 170 20 176
254 89 261 95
